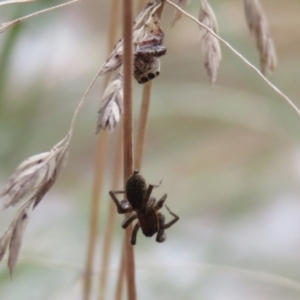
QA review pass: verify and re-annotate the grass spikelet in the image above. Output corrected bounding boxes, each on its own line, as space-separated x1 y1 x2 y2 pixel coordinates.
0 135 69 210
7 201 33 277
244 0 277 74
0 199 33 277
0 135 69 274
96 73 123 133
171 0 190 27
199 0 221 85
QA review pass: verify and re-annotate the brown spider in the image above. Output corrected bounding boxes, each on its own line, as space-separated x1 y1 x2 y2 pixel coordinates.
134 31 167 84
109 170 179 245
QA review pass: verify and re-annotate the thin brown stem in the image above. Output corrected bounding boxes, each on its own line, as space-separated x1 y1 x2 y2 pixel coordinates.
122 0 136 299
98 129 123 300
115 240 126 300
134 82 152 170
83 0 120 298
83 131 109 300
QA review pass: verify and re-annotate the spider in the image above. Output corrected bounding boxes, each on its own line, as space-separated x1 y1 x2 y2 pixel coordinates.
134 37 167 84
109 170 179 245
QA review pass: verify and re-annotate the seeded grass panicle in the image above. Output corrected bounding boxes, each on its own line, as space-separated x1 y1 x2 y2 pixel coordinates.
244 0 277 74
199 0 221 85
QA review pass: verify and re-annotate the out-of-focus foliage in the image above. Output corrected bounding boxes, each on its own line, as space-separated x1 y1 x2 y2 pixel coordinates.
1 0 300 299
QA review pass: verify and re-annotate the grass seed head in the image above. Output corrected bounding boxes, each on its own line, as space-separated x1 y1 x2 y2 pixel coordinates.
199 0 221 85
244 0 277 74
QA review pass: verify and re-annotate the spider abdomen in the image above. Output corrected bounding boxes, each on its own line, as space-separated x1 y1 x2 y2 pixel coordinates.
138 210 158 237
125 171 147 209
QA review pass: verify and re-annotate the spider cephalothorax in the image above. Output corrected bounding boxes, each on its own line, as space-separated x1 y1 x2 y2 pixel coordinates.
109 170 179 245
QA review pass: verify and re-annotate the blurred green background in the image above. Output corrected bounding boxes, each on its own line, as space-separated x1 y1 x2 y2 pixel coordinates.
1 0 300 299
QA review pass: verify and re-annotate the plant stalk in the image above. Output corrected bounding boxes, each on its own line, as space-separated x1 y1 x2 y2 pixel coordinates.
122 0 136 299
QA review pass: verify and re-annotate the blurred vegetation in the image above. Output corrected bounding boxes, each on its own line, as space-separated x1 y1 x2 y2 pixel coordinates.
1 0 300 299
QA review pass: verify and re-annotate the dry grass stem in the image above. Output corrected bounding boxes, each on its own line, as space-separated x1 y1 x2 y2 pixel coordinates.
166 0 300 119
244 0 277 74
134 82 152 170
0 0 35 7
82 131 109 300
98 131 122 300
115 241 126 300
0 0 79 34
122 0 137 299
84 0 121 297
171 0 190 27
199 0 221 85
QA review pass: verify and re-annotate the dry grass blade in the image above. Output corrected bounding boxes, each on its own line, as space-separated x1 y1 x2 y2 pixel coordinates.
96 73 123 133
8 201 33 277
244 0 277 74
0 0 35 7
0 0 79 34
199 0 221 85
171 0 190 27
0 135 70 210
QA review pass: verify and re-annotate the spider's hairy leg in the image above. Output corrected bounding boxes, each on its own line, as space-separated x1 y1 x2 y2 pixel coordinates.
156 213 166 243
111 190 126 194
142 180 163 206
163 205 179 229
135 45 167 58
109 191 132 213
131 222 141 245
146 197 156 208
154 193 167 210
122 212 137 229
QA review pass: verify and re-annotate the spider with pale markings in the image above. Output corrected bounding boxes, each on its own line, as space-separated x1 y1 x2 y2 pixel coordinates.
109 170 179 245
134 34 167 83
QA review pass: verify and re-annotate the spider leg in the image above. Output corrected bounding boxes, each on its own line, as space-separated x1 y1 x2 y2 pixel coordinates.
163 205 179 229
131 222 141 245
147 197 156 208
111 190 126 194
109 191 132 214
141 178 162 204
156 213 166 243
154 193 167 211
135 45 167 58
121 212 137 229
